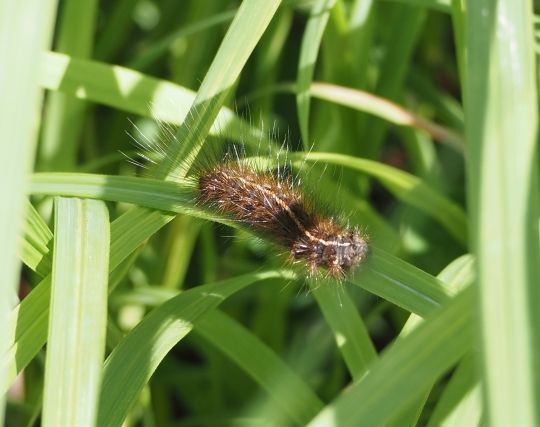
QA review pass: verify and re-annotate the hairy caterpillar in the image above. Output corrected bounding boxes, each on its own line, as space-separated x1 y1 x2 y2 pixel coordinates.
196 159 369 279
126 118 369 279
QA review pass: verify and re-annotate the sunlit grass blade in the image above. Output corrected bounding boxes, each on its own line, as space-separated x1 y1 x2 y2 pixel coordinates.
38 52 266 148
465 1 540 425
42 198 109 427
240 81 462 150
20 202 53 277
3 209 174 394
352 247 449 317
31 173 195 214
97 270 295 427
195 310 324 426
157 0 282 179
307 286 474 427
38 51 200 122
0 0 58 421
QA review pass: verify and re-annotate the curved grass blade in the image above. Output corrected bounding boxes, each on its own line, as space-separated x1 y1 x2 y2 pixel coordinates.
292 152 467 244
38 52 266 147
157 0 282 179
309 82 464 151
195 310 324 426
350 247 450 317
307 286 474 427
103 284 325 426
97 270 296 427
42 198 109 427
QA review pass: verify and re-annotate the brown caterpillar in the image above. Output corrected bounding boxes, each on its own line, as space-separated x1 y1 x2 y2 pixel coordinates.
197 161 369 278
124 118 369 278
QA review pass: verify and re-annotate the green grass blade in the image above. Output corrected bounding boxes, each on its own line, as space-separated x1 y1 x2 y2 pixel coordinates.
30 173 449 316
101 285 324 426
307 286 474 427
97 270 295 427
311 280 377 380
291 153 467 244
31 172 398 248
362 5 425 158
465 1 540 425
0 0 58 421
158 0 282 179
32 173 195 214
42 198 109 427
20 202 53 277
384 314 427 427
427 353 482 427
296 0 336 145
3 209 174 394
109 209 175 276
127 9 236 70
195 310 324 426
1 275 51 395
93 0 137 61
32 163 467 249
347 0 375 90
386 254 475 427
309 82 464 151
38 52 266 147
39 0 97 171
352 247 449 317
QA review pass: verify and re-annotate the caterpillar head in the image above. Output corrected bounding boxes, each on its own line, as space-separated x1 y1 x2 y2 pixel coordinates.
292 226 369 279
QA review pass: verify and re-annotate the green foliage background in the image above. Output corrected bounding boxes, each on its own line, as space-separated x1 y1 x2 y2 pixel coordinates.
1 0 539 426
